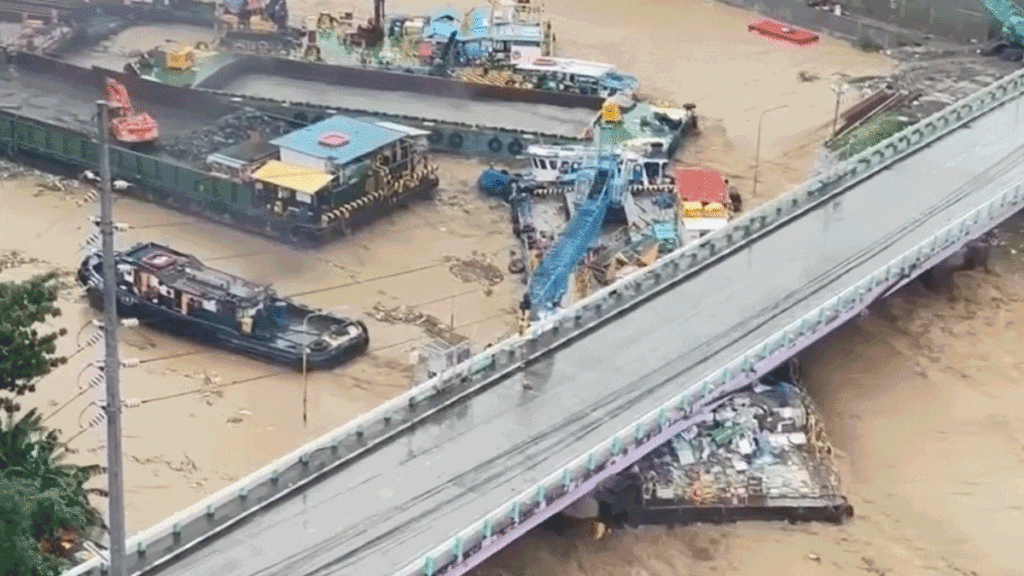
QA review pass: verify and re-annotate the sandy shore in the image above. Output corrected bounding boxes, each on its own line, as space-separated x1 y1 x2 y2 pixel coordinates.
3 1 1021 575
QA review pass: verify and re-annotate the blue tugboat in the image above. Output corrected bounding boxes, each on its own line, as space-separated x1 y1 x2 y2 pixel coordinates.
77 242 369 370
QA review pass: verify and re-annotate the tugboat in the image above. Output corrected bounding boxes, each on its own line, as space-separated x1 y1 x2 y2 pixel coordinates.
77 242 369 370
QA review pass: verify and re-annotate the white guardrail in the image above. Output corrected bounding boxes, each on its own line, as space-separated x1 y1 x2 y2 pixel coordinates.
64 65 1024 576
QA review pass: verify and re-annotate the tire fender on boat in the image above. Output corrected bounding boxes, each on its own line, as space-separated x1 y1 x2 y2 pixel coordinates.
487 137 503 154
507 139 523 156
447 132 464 150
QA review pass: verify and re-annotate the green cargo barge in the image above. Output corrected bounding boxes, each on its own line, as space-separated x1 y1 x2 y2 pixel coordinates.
0 53 440 245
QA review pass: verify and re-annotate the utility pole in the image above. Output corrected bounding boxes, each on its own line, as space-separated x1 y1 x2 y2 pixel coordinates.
96 100 126 576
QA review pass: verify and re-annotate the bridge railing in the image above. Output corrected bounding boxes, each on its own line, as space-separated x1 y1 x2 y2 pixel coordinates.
398 180 1024 576
62 58 1024 576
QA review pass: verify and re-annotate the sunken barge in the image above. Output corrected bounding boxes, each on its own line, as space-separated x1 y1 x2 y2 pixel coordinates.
589 366 853 528
77 242 369 370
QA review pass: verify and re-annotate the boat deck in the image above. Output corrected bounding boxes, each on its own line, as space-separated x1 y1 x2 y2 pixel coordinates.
217 73 596 138
0 64 225 142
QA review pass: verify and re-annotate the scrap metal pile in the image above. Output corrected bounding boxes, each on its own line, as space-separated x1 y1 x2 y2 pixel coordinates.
634 375 843 508
162 108 293 163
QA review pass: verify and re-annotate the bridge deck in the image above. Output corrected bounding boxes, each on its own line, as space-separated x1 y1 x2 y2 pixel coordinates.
145 98 1024 576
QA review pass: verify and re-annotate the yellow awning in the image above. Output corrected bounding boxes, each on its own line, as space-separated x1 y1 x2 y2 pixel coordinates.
252 160 333 194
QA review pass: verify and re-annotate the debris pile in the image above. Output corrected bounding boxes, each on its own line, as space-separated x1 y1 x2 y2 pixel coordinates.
634 375 842 507
367 302 464 340
163 109 292 163
444 252 504 287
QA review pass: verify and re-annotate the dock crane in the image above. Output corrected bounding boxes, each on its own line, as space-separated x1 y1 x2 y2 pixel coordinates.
980 0 1024 60
523 152 620 321
105 77 158 146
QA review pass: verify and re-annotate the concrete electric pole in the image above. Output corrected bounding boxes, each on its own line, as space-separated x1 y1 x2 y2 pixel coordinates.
96 100 127 576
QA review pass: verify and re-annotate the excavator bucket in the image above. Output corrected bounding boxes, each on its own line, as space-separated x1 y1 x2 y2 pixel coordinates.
104 77 159 145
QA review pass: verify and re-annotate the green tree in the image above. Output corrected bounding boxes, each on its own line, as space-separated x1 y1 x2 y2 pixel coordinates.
0 271 69 414
0 274 104 575
0 411 105 575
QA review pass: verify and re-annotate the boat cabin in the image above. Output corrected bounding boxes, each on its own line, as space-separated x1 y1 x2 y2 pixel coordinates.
678 201 729 245
514 57 638 97
254 115 430 218
120 242 275 334
487 0 544 65
525 144 670 187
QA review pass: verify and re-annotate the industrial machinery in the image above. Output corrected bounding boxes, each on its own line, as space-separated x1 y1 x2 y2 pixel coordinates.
165 46 195 71
525 152 620 320
980 0 1024 61
221 0 289 32
430 30 460 76
105 77 158 145
346 0 386 48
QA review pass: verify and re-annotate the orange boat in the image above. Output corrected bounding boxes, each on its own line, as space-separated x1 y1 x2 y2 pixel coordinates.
748 18 820 45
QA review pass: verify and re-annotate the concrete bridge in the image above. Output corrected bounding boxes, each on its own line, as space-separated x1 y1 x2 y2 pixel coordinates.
64 65 1024 576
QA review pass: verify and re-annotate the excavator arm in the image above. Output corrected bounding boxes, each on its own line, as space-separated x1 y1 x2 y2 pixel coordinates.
105 77 133 113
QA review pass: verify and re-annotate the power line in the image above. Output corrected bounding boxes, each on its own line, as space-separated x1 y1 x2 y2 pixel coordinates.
285 261 449 298
136 370 291 406
372 311 512 352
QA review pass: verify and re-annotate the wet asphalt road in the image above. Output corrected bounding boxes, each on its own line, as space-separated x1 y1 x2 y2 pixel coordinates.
140 94 1024 576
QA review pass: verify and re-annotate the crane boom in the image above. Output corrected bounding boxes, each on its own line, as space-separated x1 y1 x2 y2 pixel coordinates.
981 0 1024 46
527 154 619 319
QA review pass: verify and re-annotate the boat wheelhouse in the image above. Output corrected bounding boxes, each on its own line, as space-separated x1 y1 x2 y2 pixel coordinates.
525 144 671 187
77 242 369 369
514 57 639 97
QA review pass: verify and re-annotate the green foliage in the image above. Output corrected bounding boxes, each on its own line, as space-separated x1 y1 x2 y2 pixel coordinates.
828 111 914 160
0 272 68 414
0 276 104 574
0 409 105 575
0 475 66 576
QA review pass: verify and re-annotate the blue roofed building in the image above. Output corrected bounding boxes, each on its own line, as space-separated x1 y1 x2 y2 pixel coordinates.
253 115 431 214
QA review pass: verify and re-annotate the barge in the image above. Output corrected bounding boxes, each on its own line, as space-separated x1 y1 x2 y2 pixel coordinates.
589 366 853 528
0 54 440 246
77 242 369 370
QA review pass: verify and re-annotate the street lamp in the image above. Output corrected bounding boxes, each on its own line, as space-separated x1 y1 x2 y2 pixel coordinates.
752 104 789 198
301 308 354 427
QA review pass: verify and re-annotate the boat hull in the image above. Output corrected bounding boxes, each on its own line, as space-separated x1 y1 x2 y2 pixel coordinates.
77 259 369 371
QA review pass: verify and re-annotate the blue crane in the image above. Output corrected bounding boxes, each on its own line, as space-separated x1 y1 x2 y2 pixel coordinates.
981 0 1024 52
525 152 621 320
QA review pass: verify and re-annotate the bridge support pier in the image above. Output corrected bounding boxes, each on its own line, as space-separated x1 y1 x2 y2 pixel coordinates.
919 236 992 294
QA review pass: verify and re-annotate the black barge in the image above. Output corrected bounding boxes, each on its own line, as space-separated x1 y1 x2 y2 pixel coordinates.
589 368 854 529
78 242 369 370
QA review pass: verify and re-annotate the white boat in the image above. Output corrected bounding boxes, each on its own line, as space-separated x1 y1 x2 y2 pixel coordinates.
525 144 671 187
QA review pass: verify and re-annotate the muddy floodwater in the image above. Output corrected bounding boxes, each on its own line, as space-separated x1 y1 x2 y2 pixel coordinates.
2 1 1021 576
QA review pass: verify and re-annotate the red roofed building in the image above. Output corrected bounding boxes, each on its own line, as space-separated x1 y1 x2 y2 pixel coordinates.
675 166 727 205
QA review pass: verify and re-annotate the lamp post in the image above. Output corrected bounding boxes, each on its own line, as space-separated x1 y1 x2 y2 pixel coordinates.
301 310 348 427
752 104 788 198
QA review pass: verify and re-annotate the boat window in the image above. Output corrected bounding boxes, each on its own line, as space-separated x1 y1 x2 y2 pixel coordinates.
644 162 660 182
560 161 569 171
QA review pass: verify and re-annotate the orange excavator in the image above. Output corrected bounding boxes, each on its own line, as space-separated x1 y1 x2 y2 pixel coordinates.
105 78 159 145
